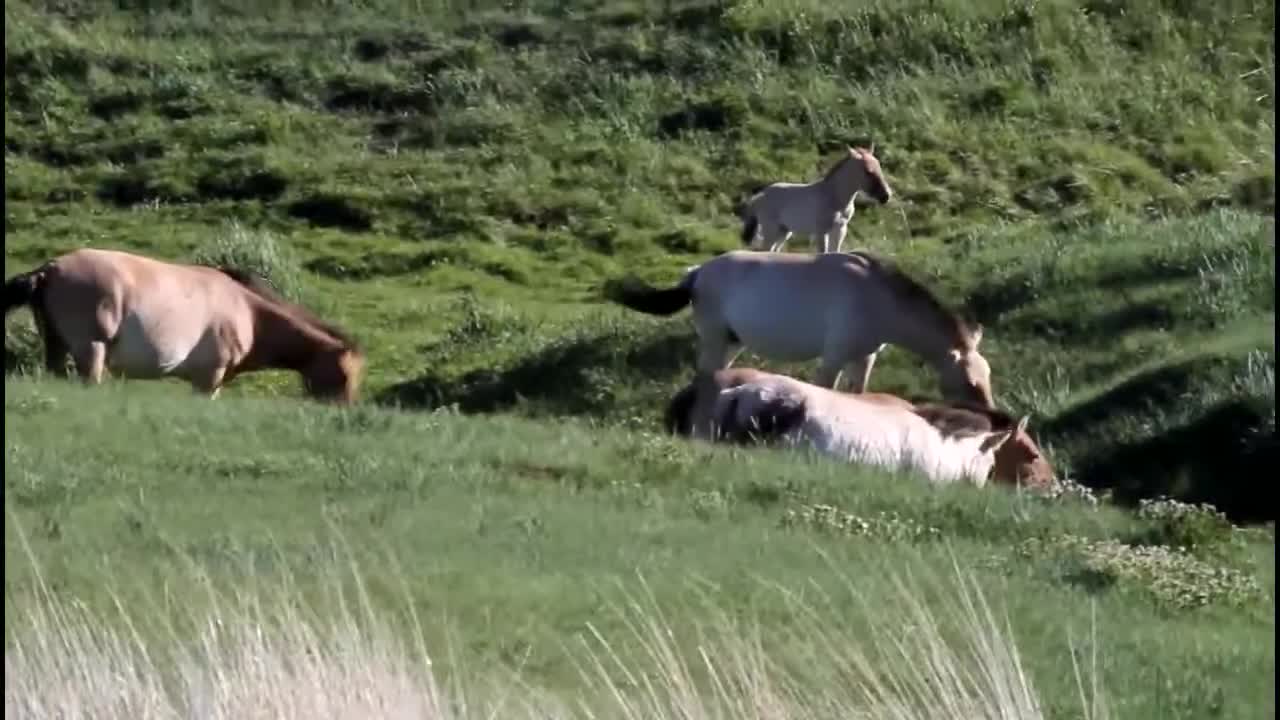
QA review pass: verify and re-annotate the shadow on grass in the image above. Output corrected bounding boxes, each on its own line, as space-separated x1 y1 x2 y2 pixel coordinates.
375 324 696 417
1079 399 1274 523
1046 355 1275 523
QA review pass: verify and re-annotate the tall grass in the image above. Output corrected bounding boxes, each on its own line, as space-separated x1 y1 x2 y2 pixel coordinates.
4 538 1108 720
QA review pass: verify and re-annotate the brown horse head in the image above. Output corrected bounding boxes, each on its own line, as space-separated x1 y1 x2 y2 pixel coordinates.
913 402 1054 487
217 267 365 404
300 345 365 404
848 144 893 204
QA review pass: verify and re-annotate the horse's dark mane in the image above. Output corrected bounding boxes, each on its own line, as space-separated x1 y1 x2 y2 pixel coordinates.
215 267 361 351
912 401 1016 438
845 251 973 346
822 151 856 182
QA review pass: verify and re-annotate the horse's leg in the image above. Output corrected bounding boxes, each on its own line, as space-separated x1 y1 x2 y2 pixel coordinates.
828 221 849 254
765 224 791 252
696 332 735 372
843 346 884 393
72 341 107 385
814 342 847 388
32 308 70 377
191 366 228 399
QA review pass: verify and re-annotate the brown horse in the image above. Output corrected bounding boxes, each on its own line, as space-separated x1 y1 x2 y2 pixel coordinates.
4 248 364 403
665 368 1054 489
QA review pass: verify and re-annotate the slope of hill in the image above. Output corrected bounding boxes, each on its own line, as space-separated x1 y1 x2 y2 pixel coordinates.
5 0 1274 515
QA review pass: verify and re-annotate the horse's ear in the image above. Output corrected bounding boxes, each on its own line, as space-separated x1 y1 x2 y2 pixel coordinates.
1015 414 1030 435
970 323 984 348
869 141 876 155
979 427 1016 453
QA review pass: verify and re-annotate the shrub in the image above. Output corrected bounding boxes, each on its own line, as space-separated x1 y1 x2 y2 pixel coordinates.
190 221 304 301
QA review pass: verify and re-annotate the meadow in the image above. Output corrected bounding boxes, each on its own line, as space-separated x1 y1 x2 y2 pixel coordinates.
4 0 1276 716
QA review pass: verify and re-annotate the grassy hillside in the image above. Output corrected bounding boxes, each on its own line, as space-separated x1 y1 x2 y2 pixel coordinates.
2 0 1276 714
4 0 1275 516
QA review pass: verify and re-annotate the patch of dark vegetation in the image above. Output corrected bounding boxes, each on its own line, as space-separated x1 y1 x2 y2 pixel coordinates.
1013 174 1094 212
462 14 553 49
305 245 527 284
286 194 374 231
351 31 435 62
195 157 289 202
87 89 145 120
377 324 695 416
324 75 436 115
95 167 191 206
657 94 748 138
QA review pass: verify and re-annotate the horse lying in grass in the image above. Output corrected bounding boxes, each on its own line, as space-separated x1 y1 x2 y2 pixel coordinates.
608 249 995 408
666 368 1054 489
740 145 893 254
3 248 365 403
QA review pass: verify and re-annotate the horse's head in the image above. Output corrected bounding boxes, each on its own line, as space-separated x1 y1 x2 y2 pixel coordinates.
303 346 365 404
940 324 995 409
849 145 893 204
974 415 1027 477
990 419 1056 488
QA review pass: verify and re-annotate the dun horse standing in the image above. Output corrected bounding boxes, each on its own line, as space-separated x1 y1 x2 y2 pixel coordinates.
740 146 893 254
609 250 996 408
700 370 1037 488
3 248 365 403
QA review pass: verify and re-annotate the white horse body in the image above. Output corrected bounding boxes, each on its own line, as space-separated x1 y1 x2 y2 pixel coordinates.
714 375 1009 486
609 249 996 408
741 146 892 254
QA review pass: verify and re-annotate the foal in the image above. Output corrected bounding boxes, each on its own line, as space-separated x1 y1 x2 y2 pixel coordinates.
4 248 364 403
740 146 893 254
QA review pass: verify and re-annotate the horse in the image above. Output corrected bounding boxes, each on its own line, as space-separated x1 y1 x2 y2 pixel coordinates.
3 248 365 403
740 145 893 254
608 249 995 408
712 377 1019 487
665 368 1054 489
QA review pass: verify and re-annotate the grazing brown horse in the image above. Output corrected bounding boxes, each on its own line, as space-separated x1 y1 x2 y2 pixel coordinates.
665 368 1054 489
4 248 364 403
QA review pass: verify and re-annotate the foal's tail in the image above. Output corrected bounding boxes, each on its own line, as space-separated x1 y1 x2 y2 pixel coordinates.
606 267 697 317
3 266 49 317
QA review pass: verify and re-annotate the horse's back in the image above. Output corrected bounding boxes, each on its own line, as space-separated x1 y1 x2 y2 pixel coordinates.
695 252 877 359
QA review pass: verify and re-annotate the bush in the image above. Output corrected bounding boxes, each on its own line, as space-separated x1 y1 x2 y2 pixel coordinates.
190 221 304 301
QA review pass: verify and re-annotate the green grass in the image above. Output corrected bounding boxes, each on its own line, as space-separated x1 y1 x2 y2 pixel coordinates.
3 0 1276 715
4 379 1275 717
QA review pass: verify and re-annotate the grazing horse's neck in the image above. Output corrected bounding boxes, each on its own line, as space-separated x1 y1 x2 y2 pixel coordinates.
878 302 967 370
242 300 346 372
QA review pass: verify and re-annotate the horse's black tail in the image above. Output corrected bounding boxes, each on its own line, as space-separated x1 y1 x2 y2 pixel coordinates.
740 214 758 246
4 267 48 317
606 269 696 317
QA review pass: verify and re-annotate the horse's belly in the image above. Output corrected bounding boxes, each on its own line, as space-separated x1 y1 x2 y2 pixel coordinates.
107 312 209 378
724 306 826 360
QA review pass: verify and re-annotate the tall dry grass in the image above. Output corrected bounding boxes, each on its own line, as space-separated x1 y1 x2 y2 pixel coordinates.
4 537 1108 720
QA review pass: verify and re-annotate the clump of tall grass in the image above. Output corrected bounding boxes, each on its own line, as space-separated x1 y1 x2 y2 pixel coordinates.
4 538 1110 720
190 221 303 301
